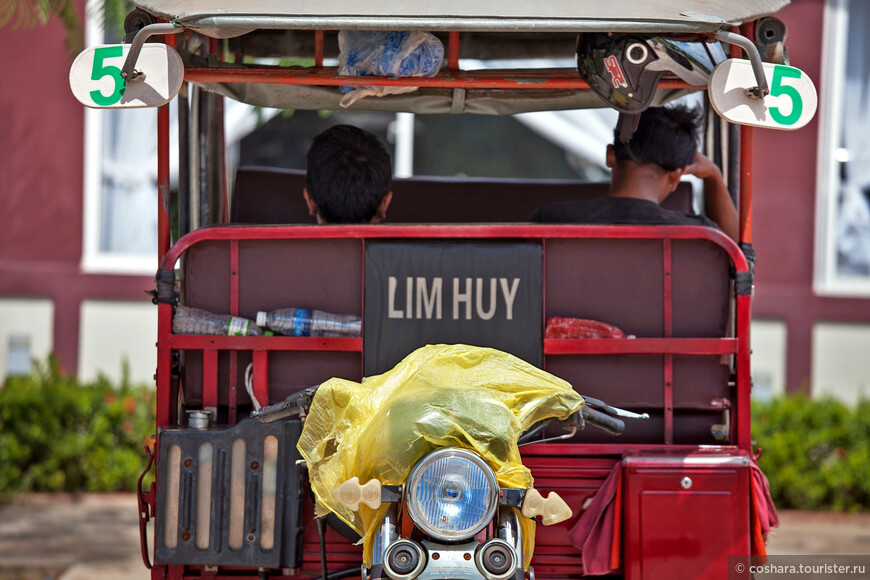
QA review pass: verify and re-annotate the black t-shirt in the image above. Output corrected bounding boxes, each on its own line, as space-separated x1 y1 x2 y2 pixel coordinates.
529 197 718 229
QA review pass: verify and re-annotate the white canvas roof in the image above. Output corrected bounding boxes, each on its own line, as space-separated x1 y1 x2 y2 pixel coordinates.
135 0 790 37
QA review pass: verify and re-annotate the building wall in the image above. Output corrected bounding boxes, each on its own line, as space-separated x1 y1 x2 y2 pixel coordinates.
752 0 870 400
0 6 153 383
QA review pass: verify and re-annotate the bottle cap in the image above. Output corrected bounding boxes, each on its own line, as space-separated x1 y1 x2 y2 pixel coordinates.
256 311 267 327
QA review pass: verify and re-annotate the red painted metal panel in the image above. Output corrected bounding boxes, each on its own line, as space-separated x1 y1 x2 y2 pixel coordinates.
202 349 219 409
543 338 735 355
623 455 751 580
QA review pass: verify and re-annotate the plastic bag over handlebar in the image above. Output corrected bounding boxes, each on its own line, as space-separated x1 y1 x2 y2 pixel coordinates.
296 344 585 569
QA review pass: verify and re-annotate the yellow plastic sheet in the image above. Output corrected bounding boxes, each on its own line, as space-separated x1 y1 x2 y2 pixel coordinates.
297 344 585 568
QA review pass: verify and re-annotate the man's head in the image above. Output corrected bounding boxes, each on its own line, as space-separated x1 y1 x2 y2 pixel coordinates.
304 125 393 224
611 104 702 171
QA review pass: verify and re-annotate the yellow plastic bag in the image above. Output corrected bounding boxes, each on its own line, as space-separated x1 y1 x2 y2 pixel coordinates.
297 344 585 568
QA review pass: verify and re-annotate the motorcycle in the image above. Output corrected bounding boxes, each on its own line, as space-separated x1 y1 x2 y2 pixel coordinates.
252 344 647 580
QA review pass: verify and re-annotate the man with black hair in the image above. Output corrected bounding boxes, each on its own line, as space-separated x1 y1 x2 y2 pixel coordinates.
304 124 393 224
530 105 738 242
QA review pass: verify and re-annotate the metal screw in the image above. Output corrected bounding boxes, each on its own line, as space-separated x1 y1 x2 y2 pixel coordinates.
464 553 472 561
181 532 191 542
250 461 260 470
432 553 440 560
183 458 193 468
680 477 693 490
248 533 256 542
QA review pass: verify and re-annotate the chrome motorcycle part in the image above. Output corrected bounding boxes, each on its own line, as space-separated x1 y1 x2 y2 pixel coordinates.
419 540 480 580
406 448 498 541
475 539 517 580
384 540 427 580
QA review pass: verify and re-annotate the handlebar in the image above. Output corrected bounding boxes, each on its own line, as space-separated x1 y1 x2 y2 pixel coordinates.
580 406 625 436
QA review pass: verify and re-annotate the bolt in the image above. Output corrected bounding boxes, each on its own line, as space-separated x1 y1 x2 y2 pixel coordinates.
181 532 191 542
183 458 193 468
464 553 472 561
432 553 439 560
248 533 256 542
250 461 260 470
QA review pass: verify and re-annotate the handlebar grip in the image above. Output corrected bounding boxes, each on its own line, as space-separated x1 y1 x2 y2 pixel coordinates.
581 406 625 436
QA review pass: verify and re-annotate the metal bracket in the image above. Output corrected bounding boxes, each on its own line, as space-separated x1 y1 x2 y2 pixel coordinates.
137 443 156 570
714 30 770 98
499 488 527 509
121 22 183 82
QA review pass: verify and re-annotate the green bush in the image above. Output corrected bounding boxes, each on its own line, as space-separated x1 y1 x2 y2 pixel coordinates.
752 395 870 512
0 358 155 501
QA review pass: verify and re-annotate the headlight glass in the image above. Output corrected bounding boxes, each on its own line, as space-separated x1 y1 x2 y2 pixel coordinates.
406 448 498 541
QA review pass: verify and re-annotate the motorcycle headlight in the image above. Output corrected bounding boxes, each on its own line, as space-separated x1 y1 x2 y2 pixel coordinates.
406 448 498 541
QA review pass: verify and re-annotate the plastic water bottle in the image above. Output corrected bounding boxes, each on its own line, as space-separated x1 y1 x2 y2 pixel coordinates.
256 308 361 337
173 305 263 336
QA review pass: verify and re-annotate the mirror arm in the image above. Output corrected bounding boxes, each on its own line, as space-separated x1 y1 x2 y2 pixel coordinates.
714 30 770 98
121 23 183 82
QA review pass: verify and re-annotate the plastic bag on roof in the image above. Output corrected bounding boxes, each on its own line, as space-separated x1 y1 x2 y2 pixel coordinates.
296 343 585 568
338 30 444 107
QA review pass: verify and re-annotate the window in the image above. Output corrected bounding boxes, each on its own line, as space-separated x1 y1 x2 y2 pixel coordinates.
815 0 870 295
82 13 162 274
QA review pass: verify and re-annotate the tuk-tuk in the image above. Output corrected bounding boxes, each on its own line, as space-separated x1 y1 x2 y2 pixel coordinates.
69 1 817 578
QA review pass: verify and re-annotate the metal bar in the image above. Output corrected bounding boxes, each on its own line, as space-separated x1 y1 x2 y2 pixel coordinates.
156 303 174 428
229 240 239 423
662 239 674 445
543 338 738 355
735 294 753 450
120 23 181 82
170 335 362 351
253 350 269 408
315 30 324 67
663 239 673 338
161 224 748 272
664 355 674 444
183 66 694 91
158 105 171 260
203 349 219 410
714 30 769 97
176 15 726 34
521 443 742 456
739 124 754 244
447 31 460 70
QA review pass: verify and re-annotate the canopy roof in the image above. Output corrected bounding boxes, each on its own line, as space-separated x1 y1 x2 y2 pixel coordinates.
135 0 790 113
136 0 790 37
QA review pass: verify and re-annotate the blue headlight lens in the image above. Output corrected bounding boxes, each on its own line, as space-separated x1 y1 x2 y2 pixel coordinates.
406 448 498 541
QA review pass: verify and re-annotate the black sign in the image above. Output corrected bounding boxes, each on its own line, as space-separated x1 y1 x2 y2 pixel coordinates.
364 241 542 376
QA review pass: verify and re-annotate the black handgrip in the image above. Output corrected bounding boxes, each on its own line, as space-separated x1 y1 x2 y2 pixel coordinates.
581 406 625 436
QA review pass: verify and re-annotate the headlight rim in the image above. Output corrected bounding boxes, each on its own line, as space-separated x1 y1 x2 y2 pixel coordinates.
406 447 499 542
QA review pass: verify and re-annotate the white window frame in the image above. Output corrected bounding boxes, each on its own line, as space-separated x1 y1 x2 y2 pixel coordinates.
82 10 159 275
814 0 870 296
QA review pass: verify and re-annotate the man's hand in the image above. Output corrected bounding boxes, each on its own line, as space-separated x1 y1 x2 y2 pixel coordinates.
683 152 739 243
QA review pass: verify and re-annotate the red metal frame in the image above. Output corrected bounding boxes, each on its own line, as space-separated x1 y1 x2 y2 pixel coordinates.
154 223 751 449
149 26 760 576
183 66 696 91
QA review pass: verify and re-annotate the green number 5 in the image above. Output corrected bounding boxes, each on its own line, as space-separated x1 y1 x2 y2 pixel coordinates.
769 65 803 126
89 46 125 106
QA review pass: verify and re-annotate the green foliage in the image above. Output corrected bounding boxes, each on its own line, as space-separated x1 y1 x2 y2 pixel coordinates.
752 395 870 512
0 357 155 501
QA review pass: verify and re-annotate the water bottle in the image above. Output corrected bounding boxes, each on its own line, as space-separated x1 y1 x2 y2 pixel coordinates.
173 305 263 336
256 308 361 337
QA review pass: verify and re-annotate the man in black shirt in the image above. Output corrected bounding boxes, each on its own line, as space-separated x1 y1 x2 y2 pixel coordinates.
530 105 738 242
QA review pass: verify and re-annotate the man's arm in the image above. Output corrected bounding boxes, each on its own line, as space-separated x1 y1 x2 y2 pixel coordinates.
683 152 739 243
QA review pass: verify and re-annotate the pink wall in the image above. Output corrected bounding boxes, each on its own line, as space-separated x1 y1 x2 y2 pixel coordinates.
0 10 84 263
0 5 151 375
752 0 870 392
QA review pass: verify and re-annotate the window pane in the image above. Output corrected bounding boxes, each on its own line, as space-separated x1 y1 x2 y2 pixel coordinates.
835 0 870 276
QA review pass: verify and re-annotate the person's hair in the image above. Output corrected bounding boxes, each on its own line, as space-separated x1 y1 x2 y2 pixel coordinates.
613 104 702 171
305 124 392 223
